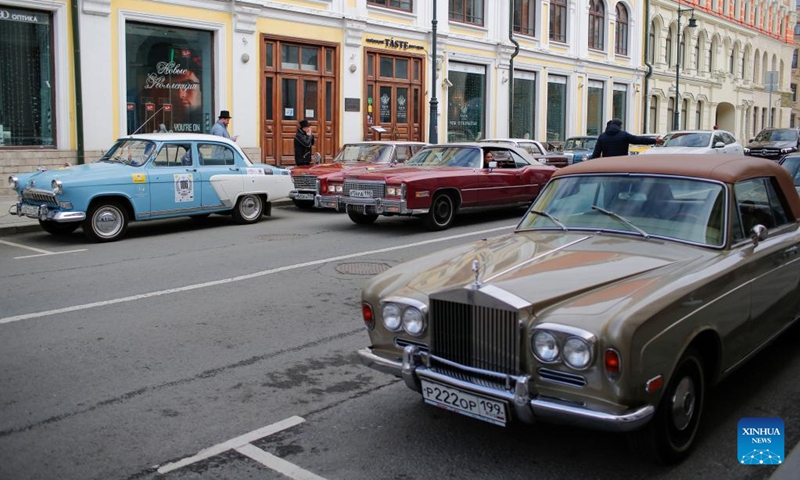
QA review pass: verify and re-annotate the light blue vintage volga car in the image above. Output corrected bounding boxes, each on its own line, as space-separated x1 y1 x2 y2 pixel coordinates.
7 134 293 242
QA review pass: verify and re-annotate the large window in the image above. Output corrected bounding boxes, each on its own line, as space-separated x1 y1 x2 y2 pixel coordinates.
512 73 536 139
649 96 659 133
513 0 536 37
612 84 628 129
126 23 213 135
695 101 703 129
550 0 567 43
0 7 54 146
615 4 629 56
367 0 412 12
447 64 485 142
449 0 484 26
587 80 604 136
588 0 605 50
546 75 567 141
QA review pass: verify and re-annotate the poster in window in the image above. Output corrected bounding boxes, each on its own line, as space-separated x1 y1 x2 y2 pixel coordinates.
380 87 392 123
125 23 212 135
397 88 408 124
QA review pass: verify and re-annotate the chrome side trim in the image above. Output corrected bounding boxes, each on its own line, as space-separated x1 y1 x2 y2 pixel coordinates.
530 399 654 432
52 211 86 222
357 347 402 376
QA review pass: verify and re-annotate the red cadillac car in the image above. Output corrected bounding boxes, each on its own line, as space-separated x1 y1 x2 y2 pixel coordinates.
317 143 556 230
288 141 427 209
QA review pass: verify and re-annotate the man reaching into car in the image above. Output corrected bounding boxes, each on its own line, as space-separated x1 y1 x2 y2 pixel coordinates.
592 119 663 158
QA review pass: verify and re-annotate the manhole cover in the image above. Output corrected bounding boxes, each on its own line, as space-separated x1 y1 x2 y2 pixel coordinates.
336 262 392 275
258 233 309 241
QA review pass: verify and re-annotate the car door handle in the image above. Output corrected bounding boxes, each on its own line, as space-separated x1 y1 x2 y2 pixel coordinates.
229 167 240 172
784 246 799 257
185 168 197 172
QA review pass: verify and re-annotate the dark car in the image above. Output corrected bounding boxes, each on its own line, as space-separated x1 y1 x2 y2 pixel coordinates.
779 154 800 195
744 128 799 161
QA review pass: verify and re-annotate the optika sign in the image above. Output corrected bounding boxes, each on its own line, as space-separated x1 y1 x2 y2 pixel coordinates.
737 418 784 465
0 9 48 24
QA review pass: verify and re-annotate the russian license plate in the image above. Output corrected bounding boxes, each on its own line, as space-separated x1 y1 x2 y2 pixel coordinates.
295 193 315 200
20 204 40 217
421 379 507 426
350 189 373 198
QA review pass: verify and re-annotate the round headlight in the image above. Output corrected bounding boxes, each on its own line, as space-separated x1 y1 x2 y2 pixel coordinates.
401 307 425 336
563 337 592 370
532 331 559 363
8 175 19 190
51 179 63 195
382 303 402 331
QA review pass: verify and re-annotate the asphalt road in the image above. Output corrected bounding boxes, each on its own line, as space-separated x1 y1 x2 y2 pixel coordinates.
0 204 797 480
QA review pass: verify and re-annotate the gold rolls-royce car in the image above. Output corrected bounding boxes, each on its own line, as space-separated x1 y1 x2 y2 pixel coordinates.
357 154 800 464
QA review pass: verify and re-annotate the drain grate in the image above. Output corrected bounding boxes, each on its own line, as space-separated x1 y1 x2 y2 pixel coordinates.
336 262 392 275
258 234 309 241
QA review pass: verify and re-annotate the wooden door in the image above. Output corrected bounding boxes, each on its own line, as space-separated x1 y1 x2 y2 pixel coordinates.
364 51 423 142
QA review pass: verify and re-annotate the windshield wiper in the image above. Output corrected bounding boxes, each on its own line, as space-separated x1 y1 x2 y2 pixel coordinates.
527 209 568 231
591 205 650 239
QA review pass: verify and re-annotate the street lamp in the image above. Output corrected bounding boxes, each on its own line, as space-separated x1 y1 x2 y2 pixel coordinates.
429 0 438 144
673 6 697 131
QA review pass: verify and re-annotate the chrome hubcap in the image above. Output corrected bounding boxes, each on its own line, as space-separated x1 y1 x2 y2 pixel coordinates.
671 376 695 431
240 196 260 220
94 207 123 238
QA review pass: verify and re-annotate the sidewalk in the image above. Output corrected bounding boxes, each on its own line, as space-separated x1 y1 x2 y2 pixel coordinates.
0 194 39 236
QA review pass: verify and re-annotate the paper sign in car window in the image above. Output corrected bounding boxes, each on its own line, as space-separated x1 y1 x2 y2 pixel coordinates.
132 173 147 183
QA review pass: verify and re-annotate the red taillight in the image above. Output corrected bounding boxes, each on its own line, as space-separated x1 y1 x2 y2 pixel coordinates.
362 302 374 330
604 349 621 379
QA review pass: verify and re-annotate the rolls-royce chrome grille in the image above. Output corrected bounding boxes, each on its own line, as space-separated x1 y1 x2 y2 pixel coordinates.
22 189 58 207
292 175 317 190
343 180 385 199
430 299 520 376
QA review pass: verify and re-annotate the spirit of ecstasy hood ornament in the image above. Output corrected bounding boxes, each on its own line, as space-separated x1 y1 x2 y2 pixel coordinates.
471 259 482 288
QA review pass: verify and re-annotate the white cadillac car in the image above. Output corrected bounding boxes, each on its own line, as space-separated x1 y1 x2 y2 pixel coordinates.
641 130 743 156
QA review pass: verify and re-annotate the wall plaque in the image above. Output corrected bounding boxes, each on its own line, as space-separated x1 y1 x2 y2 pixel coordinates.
345 98 361 112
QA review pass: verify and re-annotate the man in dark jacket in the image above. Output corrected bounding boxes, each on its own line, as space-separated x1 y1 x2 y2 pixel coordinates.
294 119 315 166
591 119 662 158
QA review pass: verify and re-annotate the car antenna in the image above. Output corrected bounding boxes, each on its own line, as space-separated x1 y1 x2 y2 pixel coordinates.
131 106 165 135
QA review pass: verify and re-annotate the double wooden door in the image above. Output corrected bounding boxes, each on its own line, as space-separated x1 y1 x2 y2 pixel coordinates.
364 50 424 142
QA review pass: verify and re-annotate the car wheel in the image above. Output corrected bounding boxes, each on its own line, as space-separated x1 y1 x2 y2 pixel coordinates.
347 210 378 225
83 201 129 242
629 347 705 465
232 194 263 224
424 193 456 231
292 199 315 210
39 220 80 236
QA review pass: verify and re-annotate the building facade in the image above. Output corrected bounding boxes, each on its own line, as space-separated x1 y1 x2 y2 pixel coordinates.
647 0 796 140
0 0 794 175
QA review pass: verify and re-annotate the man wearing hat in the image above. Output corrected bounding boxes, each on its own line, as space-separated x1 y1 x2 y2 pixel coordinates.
294 119 315 166
211 110 238 141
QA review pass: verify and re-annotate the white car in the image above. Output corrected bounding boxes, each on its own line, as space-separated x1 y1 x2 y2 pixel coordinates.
641 130 743 155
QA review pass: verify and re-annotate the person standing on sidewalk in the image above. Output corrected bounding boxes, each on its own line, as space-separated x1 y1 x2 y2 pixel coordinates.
591 119 663 158
293 119 315 166
211 110 238 141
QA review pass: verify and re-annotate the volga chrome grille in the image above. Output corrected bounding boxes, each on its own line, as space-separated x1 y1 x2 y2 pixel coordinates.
292 175 317 190
430 299 520 376
343 180 385 199
22 189 58 207
538 368 587 387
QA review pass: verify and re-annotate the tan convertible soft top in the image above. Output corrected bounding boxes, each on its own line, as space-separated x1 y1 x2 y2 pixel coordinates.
554 154 800 220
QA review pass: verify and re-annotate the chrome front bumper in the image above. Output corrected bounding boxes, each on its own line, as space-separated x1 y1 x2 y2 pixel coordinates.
358 346 655 432
326 195 427 215
288 189 316 201
9 203 86 222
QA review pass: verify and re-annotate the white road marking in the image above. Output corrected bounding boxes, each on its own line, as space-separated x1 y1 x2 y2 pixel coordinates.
0 225 512 325
0 239 52 254
157 416 305 474
14 249 87 259
235 443 326 480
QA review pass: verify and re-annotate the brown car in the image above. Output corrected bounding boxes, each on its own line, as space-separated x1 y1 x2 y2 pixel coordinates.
358 154 800 464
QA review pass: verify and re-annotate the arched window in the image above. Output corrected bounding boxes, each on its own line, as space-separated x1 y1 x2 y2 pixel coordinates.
694 35 701 70
666 32 673 67
647 21 656 63
649 96 659 133
729 47 735 74
681 99 689 129
615 4 629 55
708 39 715 73
550 0 567 42
588 0 605 50
695 101 703 130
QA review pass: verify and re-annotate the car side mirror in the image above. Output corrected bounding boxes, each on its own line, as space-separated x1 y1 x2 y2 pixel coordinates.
750 224 768 246
749 138 754 143
488 161 497 170
714 142 725 149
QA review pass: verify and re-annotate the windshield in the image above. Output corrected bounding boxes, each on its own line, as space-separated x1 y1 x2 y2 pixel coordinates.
662 132 711 148
782 156 800 185
754 129 798 142
406 146 482 168
333 144 392 164
517 175 726 247
564 138 597 151
100 139 157 167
